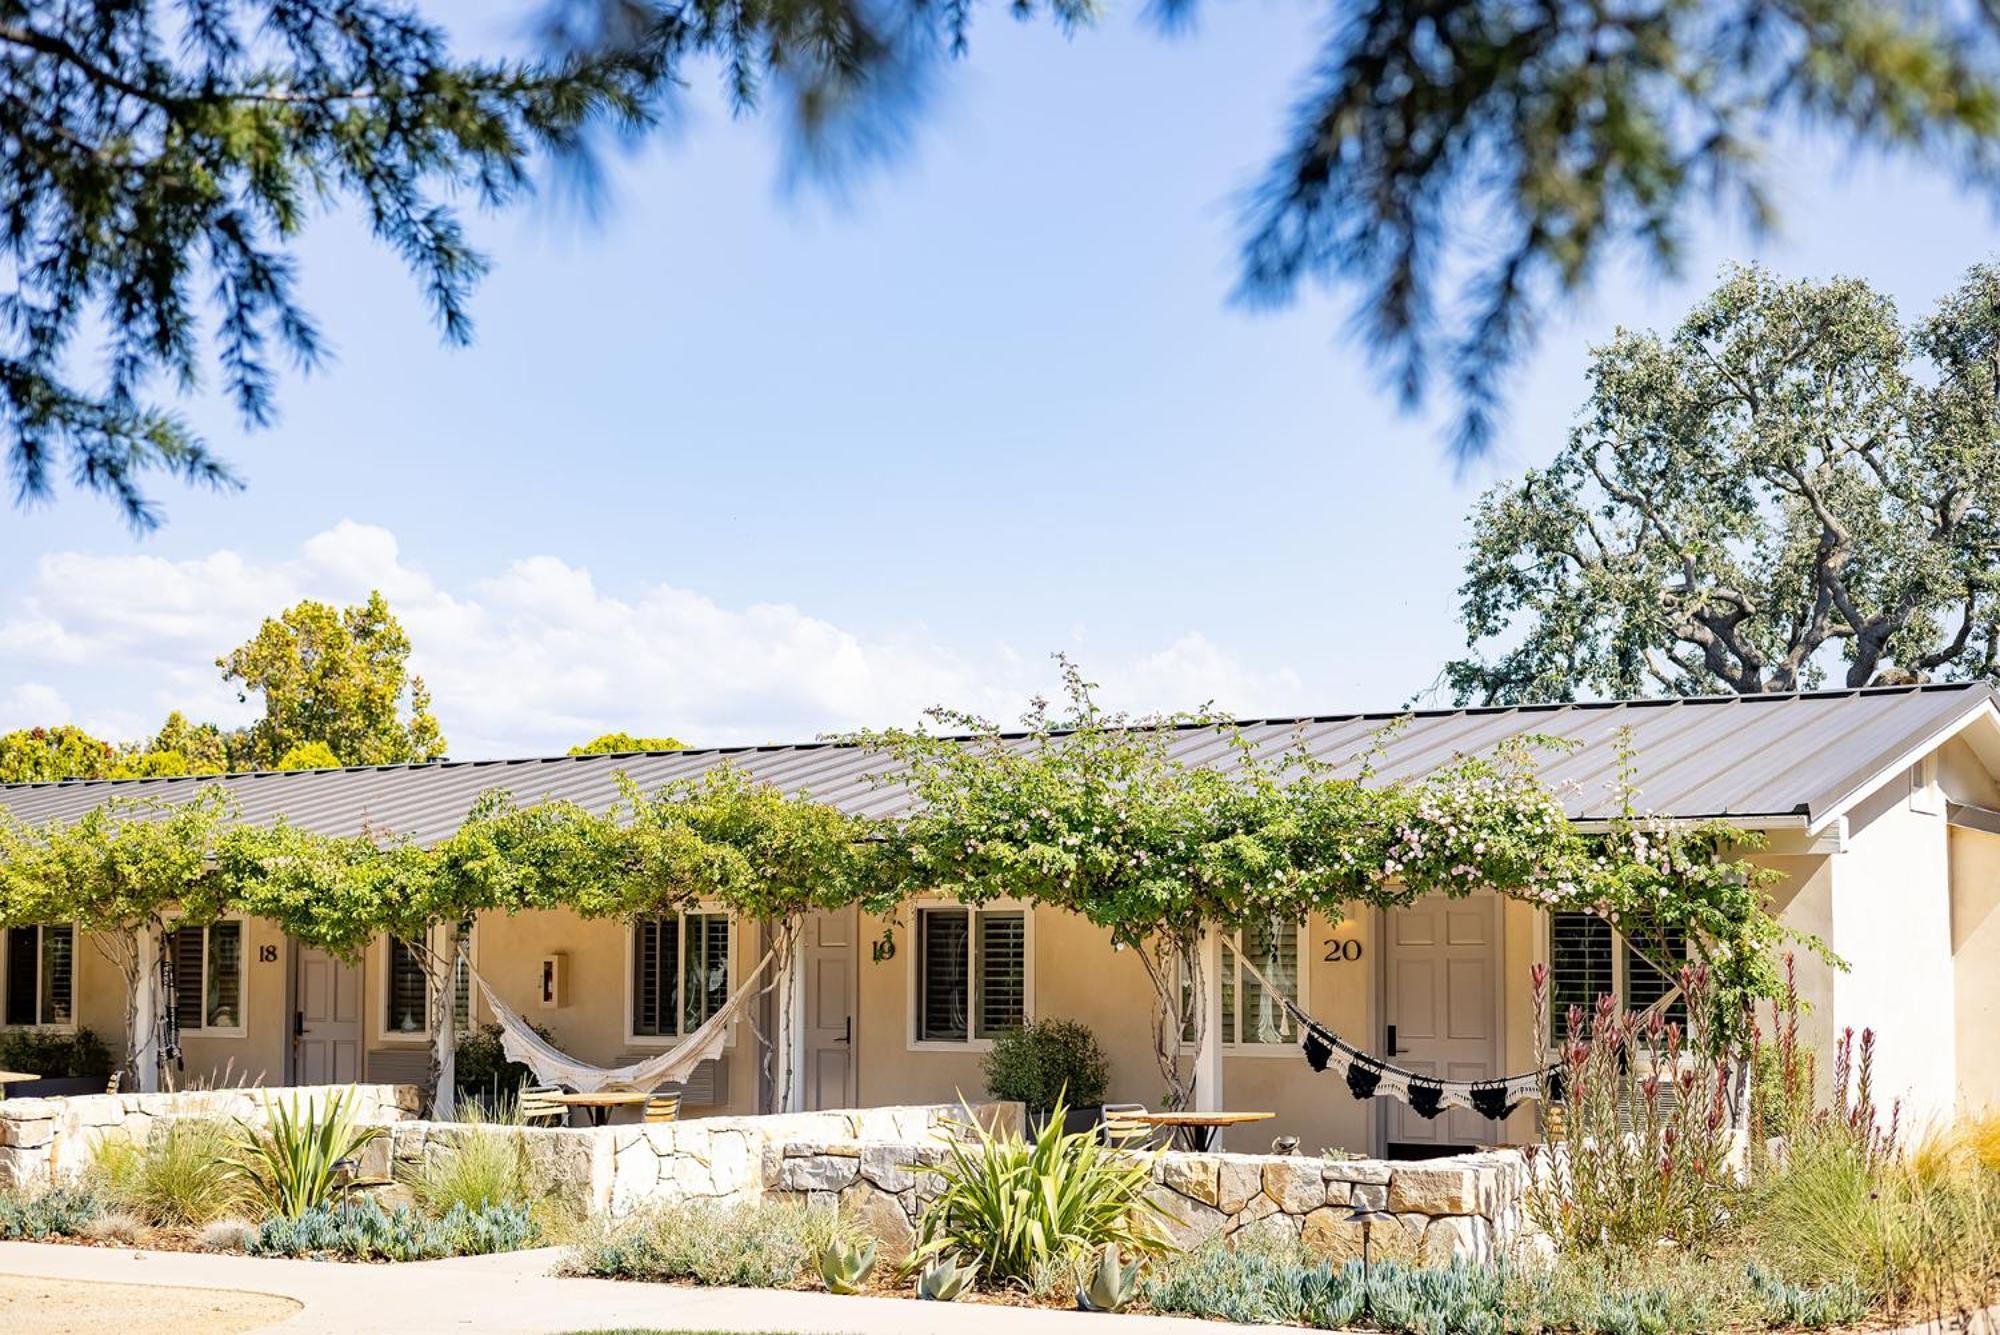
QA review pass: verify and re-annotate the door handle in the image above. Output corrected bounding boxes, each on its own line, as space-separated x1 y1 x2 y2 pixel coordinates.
838 1016 851 1045
293 1010 305 1039
1386 1023 1398 1057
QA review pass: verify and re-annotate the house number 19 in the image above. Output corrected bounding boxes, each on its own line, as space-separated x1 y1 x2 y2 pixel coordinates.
1322 939 1362 963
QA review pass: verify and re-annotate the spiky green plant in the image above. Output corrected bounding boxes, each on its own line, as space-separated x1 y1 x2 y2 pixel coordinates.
817 1236 876 1294
916 1252 978 1301
93 1118 245 1226
911 1098 1167 1284
228 1087 384 1219
1078 1243 1144 1312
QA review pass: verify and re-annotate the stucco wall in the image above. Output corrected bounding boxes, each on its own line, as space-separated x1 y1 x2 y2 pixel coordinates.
1951 826 2000 1114
1832 781 1957 1130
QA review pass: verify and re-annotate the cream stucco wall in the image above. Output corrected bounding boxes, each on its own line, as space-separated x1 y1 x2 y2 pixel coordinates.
1951 826 2000 1115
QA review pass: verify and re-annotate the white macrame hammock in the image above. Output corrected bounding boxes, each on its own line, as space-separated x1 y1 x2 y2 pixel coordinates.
464 945 779 1094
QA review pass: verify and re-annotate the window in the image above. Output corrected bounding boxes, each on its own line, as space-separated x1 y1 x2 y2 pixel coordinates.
167 921 243 1032
913 905 1027 1044
1548 912 1687 1036
631 911 732 1040
451 921 472 1031
3 924 74 1028
1182 918 1307 1048
386 937 428 1035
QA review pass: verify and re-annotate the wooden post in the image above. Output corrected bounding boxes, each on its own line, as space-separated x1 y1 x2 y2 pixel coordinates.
132 925 160 1093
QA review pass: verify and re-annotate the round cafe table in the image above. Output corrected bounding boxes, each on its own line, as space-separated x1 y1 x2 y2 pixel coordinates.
543 1089 652 1128
1126 1110 1276 1152
0 1071 41 1100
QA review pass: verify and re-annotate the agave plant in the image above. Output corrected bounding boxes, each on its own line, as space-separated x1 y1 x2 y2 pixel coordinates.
911 1097 1168 1285
916 1252 978 1301
229 1087 384 1220
1078 1242 1144 1312
817 1236 877 1294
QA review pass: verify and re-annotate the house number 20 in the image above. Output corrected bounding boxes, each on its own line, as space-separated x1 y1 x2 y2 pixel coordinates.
1322 939 1362 963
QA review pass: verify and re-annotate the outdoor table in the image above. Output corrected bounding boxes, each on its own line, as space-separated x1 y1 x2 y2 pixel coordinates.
544 1090 652 1128
1126 1110 1277 1152
0 1071 39 1101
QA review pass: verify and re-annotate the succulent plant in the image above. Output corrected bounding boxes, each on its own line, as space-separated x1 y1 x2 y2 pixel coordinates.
817 1236 877 1295
1077 1242 1144 1312
916 1252 979 1301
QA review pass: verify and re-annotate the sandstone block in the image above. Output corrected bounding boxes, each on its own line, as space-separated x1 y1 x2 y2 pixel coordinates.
1159 1153 1219 1206
860 1143 915 1194
1141 1182 1228 1250
1388 1164 1477 1215
1216 1158 1262 1214
844 1183 918 1263
1262 1158 1326 1214
779 1154 858 1192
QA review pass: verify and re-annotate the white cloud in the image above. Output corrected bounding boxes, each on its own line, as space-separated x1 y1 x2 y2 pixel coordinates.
0 522 1308 756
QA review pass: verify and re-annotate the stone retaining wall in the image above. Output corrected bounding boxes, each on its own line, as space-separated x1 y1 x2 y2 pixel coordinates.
763 1143 1530 1265
0 1084 420 1191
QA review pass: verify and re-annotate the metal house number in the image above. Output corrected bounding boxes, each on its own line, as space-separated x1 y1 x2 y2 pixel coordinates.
1321 938 1362 963
257 945 278 963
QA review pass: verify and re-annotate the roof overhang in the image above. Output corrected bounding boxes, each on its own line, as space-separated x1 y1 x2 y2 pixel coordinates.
1805 694 2000 835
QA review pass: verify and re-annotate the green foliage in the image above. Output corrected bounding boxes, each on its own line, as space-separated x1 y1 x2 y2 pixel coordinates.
397 1126 533 1216
0 1027 111 1078
228 1088 385 1220
110 713 238 778
0 726 119 782
248 1198 538 1260
221 592 445 768
0 1186 103 1239
915 1253 978 1301
981 1018 1110 1114
1144 1240 1508 1333
1745 1264 1868 1330
563 1199 859 1287
1143 1236 1319 1325
92 1118 246 1227
911 1099 1166 1285
1077 1243 1143 1312
455 1023 546 1101
570 733 686 755
1453 262 2000 704
816 1236 877 1293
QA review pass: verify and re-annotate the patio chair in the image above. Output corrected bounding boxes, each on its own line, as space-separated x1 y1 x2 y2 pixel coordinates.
104 1071 120 1095
1099 1103 1157 1149
643 1091 682 1124
519 1084 568 1127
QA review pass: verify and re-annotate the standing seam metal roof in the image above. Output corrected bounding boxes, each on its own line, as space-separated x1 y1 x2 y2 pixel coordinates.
0 683 1990 844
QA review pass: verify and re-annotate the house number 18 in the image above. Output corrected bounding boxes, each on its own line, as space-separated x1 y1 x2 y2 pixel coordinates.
257 945 278 963
1321 939 1362 963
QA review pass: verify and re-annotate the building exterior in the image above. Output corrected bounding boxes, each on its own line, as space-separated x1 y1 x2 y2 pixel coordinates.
4 683 1999 1153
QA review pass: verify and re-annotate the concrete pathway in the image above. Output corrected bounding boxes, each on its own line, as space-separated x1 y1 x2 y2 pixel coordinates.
0 1241 1293 1334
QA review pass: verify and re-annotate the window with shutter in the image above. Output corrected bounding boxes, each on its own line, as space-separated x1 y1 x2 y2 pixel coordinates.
386 937 429 1035
3 925 75 1028
171 928 206 1030
916 909 969 1042
205 922 241 1029
451 922 472 1031
1549 911 1614 1037
974 911 1026 1038
1624 925 1688 1027
684 913 730 1032
629 912 731 1040
1178 922 1306 1047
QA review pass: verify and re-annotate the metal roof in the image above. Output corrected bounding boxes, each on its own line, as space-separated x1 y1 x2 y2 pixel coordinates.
0 683 1992 843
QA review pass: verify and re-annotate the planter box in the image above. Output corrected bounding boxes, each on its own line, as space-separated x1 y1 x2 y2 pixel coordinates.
1025 1107 1104 1139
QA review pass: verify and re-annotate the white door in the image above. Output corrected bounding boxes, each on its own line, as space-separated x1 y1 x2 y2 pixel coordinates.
1384 893 1500 1152
293 945 361 1084
802 908 857 1110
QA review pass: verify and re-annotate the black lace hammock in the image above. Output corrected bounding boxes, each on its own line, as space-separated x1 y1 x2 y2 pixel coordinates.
1222 941 1576 1123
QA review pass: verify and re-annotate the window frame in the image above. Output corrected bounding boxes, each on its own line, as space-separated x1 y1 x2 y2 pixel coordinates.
1 923 76 1032
164 916 248 1039
1179 918 1312 1057
904 899 1033 1052
1541 910 1689 1039
372 921 476 1047
622 908 737 1049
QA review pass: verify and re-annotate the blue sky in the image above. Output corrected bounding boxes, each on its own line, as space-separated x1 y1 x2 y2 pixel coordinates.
1 2 1994 756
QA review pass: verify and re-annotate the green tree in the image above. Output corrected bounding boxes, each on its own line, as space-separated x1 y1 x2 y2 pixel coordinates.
1450 263 2000 704
569 732 687 755
220 592 447 768
0 791 233 1084
0 726 119 782
110 712 237 778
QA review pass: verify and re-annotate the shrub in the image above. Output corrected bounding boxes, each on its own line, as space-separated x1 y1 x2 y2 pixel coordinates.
248 1198 538 1260
0 1027 111 1078
1143 1238 1507 1334
453 1023 546 1102
1519 1250 1753 1334
981 1018 1110 1114
82 1211 146 1245
1746 1263 1868 1330
563 1199 857 1288
199 1218 258 1253
93 1118 245 1226
1143 1235 1318 1325
398 1126 531 1216
229 1086 385 1219
0 1186 102 1239
1527 962 1734 1252
912 1098 1166 1285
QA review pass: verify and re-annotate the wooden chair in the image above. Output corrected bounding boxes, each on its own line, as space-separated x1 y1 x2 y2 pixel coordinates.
643 1091 682 1124
104 1071 121 1095
519 1084 568 1127
1099 1103 1156 1149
